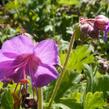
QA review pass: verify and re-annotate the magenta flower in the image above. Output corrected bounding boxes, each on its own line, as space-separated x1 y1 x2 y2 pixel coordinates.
95 15 109 41
104 22 109 41
95 15 109 30
0 34 59 87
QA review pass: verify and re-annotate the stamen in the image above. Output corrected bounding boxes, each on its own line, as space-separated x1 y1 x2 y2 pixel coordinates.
20 67 28 85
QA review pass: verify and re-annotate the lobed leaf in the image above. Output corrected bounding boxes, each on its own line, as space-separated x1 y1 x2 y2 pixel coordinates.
84 92 105 109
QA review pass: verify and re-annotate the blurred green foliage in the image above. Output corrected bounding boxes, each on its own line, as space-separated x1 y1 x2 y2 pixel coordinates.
0 0 109 41
1 89 14 109
1 0 108 41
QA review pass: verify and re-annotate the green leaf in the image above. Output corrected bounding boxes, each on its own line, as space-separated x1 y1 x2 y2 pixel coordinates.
5 0 31 11
59 92 82 109
84 92 105 109
60 45 94 72
94 75 109 93
60 98 82 109
57 0 80 5
55 72 80 100
1 90 14 109
52 103 70 109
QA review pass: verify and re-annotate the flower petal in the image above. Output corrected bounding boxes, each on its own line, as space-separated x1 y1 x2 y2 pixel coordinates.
0 60 25 83
9 68 25 83
0 50 13 62
34 39 59 65
30 64 58 87
104 23 109 41
0 51 15 81
0 61 15 81
1 34 34 58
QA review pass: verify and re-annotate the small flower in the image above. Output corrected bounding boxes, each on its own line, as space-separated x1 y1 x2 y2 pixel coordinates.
0 34 59 87
104 22 109 41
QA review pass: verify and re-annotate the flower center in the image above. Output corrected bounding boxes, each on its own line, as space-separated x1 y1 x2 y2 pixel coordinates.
13 53 41 83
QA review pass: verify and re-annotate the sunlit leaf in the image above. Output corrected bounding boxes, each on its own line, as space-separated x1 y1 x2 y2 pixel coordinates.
57 0 80 5
5 0 31 11
60 45 95 72
84 92 105 109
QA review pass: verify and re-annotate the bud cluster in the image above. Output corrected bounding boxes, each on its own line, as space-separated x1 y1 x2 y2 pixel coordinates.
79 15 109 41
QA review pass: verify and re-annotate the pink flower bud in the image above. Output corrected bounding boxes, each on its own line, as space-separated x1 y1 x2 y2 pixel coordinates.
79 18 99 38
80 18 94 33
80 23 93 33
95 15 109 30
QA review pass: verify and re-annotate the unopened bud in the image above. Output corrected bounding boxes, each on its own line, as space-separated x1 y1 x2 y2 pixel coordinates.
95 15 109 30
80 19 99 38
80 23 93 33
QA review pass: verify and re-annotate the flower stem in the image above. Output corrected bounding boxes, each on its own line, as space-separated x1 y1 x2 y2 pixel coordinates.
38 88 43 109
48 32 76 108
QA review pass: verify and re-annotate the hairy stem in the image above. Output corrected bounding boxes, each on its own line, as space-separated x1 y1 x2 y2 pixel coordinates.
48 32 76 108
38 88 43 109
